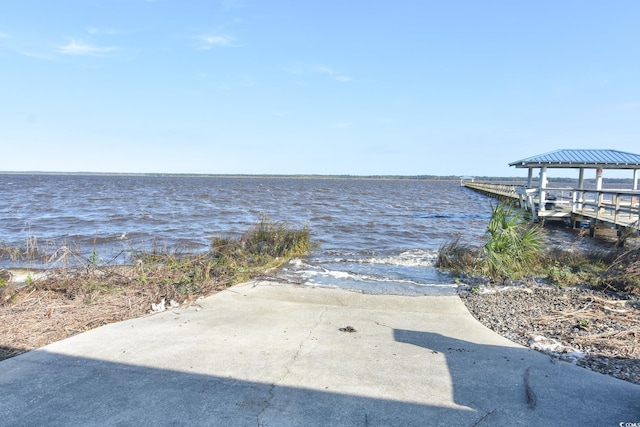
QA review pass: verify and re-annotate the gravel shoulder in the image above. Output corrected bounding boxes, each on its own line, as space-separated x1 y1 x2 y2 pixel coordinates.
459 284 640 385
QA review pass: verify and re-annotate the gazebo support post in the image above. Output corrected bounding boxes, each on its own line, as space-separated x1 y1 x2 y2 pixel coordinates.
578 168 585 189
539 166 547 212
596 168 604 212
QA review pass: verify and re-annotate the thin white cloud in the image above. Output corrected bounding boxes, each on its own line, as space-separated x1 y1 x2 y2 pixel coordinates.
316 65 335 75
0 32 11 39
334 75 352 83
300 64 352 82
57 39 117 56
19 51 55 60
199 34 235 50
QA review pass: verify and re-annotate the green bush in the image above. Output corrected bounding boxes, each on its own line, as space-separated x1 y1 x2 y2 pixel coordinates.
541 248 611 287
482 202 545 283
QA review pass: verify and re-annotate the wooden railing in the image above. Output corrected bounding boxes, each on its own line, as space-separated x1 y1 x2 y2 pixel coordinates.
463 181 640 231
550 188 640 229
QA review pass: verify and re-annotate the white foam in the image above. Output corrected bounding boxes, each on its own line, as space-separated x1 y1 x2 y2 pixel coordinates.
529 335 586 363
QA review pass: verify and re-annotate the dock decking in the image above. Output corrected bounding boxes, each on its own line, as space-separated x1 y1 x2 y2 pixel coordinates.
462 181 640 234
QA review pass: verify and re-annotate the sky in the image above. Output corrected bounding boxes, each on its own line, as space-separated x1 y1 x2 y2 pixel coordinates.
1 1 639 177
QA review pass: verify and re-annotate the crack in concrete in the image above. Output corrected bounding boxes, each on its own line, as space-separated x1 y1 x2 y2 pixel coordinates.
256 307 328 425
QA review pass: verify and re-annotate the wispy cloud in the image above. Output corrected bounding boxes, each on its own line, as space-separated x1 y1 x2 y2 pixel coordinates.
19 51 55 60
284 63 352 83
316 65 335 75
316 65 351 82
0 33 53 59
57 39 117 56
334 75 352 82
199 34 236 50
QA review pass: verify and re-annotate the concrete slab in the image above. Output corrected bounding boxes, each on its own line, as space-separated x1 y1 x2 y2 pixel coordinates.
1 281 639 426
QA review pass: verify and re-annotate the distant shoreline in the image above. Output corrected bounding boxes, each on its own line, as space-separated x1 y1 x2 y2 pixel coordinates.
0 171 465 181
0 171 635 184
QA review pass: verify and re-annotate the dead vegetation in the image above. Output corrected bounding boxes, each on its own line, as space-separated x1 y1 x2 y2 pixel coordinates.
461 286 640 384
0 216 311 360
531 293 640 359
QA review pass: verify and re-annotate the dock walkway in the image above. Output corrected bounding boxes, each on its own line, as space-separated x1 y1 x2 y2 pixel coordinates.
462 181 640 234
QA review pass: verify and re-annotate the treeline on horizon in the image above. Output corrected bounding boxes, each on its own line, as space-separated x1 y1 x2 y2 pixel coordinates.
0 171 636 184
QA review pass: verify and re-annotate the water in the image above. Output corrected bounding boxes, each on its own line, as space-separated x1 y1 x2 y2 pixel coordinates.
0 174 501 295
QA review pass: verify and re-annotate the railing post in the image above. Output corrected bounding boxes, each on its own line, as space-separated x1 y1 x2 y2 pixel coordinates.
597 190 604 215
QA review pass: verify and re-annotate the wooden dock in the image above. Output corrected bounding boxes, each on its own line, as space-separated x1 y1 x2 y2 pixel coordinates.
462 181 640 235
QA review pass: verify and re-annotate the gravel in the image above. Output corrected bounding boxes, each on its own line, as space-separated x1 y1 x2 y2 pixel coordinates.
458 283 640 385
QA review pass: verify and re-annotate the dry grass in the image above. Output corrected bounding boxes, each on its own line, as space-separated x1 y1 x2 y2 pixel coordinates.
532 293 640 359
0 264 228 360
0 216 311 360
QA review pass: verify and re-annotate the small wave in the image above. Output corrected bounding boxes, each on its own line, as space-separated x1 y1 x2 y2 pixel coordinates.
315 249 438 268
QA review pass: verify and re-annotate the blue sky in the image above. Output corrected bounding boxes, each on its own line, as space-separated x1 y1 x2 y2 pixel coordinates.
1 1 639 177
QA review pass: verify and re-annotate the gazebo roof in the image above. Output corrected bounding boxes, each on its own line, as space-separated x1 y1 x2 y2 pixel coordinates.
509 149 640 169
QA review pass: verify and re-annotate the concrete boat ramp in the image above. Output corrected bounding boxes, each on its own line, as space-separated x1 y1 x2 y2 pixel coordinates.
1 281 638 426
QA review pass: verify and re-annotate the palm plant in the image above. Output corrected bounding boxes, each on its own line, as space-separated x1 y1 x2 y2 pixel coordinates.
483 202 544 283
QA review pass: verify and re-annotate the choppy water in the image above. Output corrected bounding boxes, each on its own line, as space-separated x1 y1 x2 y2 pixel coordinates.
0 174 575 295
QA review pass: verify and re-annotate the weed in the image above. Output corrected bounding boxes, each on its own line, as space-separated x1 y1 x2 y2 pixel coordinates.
88 250 100 269
597 247 640 293
436 236 480 276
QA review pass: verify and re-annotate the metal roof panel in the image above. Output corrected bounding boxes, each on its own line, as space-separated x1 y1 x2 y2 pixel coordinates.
509 149 640 169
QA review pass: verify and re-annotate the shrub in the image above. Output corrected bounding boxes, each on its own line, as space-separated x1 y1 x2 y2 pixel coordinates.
436 236 480 277
482 202 545 283
542 248 611 287
597 248 640 293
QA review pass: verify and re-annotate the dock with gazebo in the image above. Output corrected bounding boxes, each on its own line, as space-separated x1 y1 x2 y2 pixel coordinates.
463 149 640 236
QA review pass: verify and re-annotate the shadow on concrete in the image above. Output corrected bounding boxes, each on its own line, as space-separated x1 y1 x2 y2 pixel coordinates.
393 329 640 426
0 345 29 361
0 350 475 427
1 331 638 426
